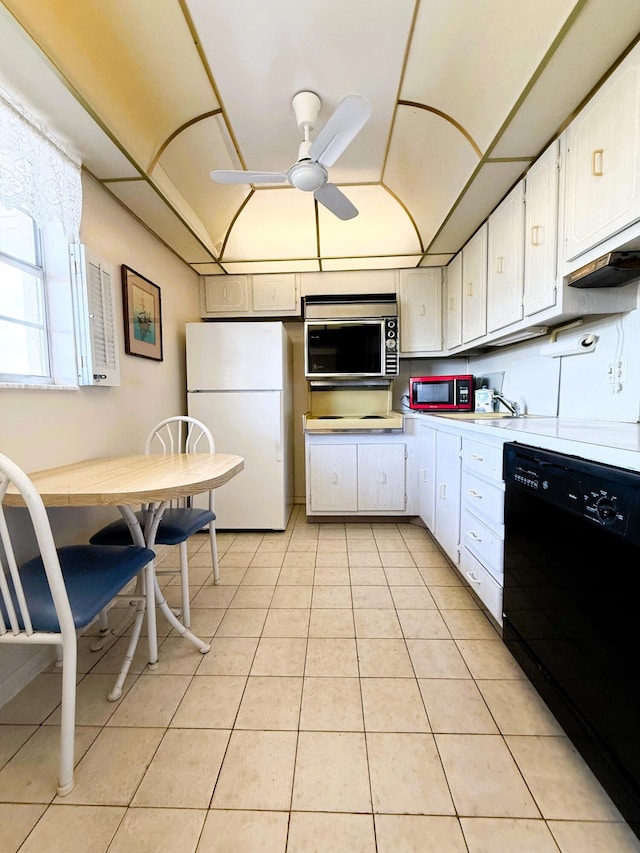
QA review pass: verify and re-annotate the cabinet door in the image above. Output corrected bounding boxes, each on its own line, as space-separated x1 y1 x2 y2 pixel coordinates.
358 443 406 512
418 423 436 531
563 43 640 261
252 274 299 314
202 276 250 314
461 224 487 343
487 181 524 332
524 141 559 316
434 431 461 564
444 253 462 349
399 268 443 354
308 444 358 512
460 548 503 624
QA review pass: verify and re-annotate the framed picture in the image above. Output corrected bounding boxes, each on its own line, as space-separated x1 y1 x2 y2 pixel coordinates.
121 266 163 361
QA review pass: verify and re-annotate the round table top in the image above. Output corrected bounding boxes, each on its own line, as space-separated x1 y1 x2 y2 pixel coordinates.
4 453 245 507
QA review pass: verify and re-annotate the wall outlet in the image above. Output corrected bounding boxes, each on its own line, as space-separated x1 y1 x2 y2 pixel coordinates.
607 358 627 384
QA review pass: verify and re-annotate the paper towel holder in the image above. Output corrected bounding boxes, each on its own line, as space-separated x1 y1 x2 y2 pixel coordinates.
539 333 598 358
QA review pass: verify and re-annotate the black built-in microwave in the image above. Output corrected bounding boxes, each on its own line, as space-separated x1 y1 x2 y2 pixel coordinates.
303 294 399 379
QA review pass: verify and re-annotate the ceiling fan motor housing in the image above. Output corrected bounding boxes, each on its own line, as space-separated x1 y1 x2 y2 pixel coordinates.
287 159 327 192
291 90 322 132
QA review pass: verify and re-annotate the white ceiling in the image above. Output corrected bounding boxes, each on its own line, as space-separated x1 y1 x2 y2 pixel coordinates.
1 0 640 276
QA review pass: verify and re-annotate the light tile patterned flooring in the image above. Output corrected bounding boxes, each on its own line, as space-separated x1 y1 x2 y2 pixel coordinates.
1 506 639 852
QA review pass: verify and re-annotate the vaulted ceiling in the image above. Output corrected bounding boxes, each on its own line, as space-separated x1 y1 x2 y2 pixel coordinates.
1 0 639 275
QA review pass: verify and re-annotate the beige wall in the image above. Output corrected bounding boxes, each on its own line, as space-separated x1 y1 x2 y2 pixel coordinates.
0 173 201 696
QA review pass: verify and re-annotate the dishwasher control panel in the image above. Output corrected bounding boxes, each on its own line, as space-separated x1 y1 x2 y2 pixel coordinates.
505 443 640 544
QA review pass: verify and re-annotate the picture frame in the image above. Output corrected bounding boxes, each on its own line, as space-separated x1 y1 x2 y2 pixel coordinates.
121 265 163 361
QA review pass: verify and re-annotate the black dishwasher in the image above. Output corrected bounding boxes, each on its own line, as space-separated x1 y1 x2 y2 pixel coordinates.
503 441 640 838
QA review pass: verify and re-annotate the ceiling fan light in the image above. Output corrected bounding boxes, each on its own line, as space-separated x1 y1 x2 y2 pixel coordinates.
288 161 326 192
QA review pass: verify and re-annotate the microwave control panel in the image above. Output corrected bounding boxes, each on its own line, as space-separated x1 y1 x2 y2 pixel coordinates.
384 318 399 375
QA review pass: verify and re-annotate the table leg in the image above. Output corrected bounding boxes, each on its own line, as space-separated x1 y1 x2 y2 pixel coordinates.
119 504 158 666
144 502 211 655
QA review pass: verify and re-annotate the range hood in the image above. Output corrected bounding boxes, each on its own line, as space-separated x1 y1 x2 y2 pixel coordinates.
302 293 397 319
568 251 640 288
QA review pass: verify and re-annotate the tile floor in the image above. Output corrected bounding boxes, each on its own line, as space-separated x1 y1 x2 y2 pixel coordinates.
1 507 639 852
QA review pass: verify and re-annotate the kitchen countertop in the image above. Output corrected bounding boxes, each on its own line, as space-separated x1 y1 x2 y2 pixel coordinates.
406 412 640 472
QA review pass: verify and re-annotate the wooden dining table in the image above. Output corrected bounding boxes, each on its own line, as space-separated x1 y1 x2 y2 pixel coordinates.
5 452 244 697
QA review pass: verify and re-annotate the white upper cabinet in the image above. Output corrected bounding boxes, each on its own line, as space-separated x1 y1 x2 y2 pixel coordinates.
200 273 299 317
201 275 249 314
399 268 443 354
487 180 525 332
252 274 299 313
445 252 462 349
524 140 559 316
563 41 640 262
461 223 487 344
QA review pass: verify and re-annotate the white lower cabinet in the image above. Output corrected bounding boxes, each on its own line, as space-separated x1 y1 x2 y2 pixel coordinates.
415 418 506 624
418 423 437 532
307 443 358 513
460 548 503 624
434 431 462 565
460 434 506 625
306 436 408 516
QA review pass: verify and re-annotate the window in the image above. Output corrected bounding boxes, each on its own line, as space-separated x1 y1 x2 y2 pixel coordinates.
0 85 83 389
0 207 50 382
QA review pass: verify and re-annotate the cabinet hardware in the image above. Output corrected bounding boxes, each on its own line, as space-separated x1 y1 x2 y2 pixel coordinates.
531 225 541 246
496 256 504 274
467 531 482 541
466 282 473 296
468 489 483 498
470 453 484 461
466 571 481 585
439 483 446 499
591 148 604 177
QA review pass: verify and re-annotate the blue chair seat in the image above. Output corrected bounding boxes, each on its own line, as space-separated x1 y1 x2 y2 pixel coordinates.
89 508 216 547
1 545 155 632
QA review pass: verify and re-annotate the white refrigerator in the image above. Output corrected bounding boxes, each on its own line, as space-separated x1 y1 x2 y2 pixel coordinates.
186 321 293 530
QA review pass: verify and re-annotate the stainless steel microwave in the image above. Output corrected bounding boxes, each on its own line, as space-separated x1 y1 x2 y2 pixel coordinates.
408 374 474 411
303 294 399 379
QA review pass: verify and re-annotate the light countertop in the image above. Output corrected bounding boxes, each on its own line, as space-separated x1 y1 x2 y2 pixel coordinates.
406 413 640 472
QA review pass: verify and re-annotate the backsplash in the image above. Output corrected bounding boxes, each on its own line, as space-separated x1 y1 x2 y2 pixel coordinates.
395 308 640 423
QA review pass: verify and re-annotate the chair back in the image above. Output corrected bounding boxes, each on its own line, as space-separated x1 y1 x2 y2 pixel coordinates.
145 416 215 511
0 453 75 640
145 416 215 456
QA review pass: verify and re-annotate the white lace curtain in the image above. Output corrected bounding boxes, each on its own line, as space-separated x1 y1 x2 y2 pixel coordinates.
0 87 82 239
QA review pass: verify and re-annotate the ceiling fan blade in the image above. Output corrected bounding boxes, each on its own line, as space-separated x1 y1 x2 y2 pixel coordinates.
314 183 358 220
309 95 372 167
210 169 287 185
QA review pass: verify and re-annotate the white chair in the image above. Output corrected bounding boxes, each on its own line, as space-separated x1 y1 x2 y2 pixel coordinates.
89 416 219 628
0 451 154 796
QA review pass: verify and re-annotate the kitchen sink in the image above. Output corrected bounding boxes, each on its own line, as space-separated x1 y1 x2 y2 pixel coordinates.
430 412 541 420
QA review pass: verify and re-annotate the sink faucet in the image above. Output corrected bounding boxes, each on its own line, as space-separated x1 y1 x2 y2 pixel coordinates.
492 390 521 417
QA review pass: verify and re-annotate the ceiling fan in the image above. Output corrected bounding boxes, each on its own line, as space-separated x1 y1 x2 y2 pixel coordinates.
210 91 372 220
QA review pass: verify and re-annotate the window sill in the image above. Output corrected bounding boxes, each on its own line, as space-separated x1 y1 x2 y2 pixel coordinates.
0 382 80 391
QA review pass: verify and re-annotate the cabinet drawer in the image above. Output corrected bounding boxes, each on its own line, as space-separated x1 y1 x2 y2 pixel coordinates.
460 508 503 580
462 438 503 482
460 548 503 625
461 470 504 528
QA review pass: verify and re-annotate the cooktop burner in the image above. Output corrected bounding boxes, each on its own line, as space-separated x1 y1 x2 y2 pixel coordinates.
304 411 404 432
